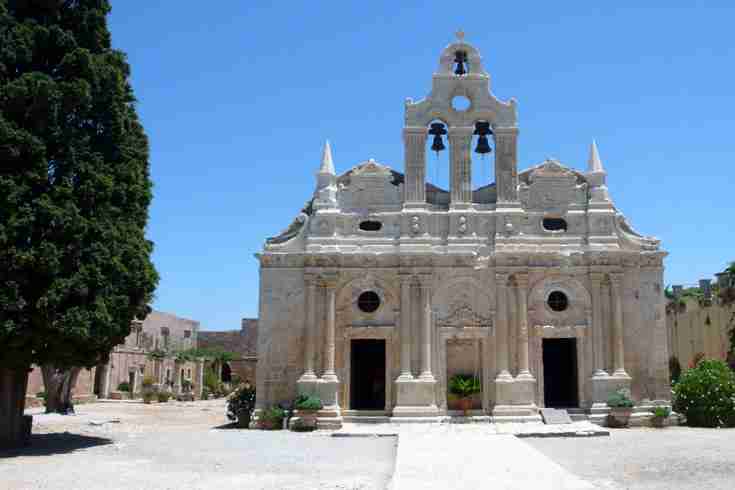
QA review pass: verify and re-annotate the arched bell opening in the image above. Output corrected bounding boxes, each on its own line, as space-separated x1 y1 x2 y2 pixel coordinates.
426 119 450 194
453 49 470 76
470 120 495 192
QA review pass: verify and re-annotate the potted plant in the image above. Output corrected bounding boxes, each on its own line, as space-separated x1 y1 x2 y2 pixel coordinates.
448 374 481 415
156 391 171 403
650 406 671 428
292 394 323 431
607 388 635 428
258 406 286 430
141 376 156 404
227 383 256 428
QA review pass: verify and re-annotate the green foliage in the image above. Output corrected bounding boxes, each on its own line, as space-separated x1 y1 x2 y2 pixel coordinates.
669 356 682 385
607 388 634 408
36 391 46 400
156 391 171 403
203 366 219 393
227 384 256 423
0 1 158 372
175 348 236 363
147 349 167 360
141 375 155 388
651 406 671 419
142 391 155 404
117 381 130 392
448 374 481 398
260 407 286 427
673 359 735 428
294 394 323 411
181 379 192 392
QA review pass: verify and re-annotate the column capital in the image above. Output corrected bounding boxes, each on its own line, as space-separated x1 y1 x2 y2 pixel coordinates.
589 271 605 285
492 126 519 136
415 274 433 290
495 272 510 286
317 272 339 288
403 126 428 137
609 271 624 287
513 272 529 288
447 126 474 137
399 272 415 285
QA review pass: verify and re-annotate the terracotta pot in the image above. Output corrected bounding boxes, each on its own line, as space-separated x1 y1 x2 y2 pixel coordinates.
608 408 633 428
651 416 666 428
458 397 473 415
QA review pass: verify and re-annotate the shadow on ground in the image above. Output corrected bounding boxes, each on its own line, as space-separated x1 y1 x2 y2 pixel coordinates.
0 432 113 459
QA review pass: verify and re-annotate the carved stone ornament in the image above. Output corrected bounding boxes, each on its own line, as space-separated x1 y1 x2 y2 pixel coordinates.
436 301 492 329
410 215 421 235
458 215 468 235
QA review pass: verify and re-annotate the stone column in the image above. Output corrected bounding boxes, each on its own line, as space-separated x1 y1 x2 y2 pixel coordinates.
495 273 512 380
299 275 317 381
493 127 519 203
418 279 435 380
322 280 338 382
397 274 413 380
610 273 630 378
448 127 473 206
403 127 427 206
590 272 609 378
515 273 533 379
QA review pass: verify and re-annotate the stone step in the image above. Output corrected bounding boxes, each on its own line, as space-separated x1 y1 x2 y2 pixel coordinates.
342 416 391 424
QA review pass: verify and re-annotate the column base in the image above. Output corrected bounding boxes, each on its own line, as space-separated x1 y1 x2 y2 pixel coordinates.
513 375 537 407
393 376 438 417
590 373 631 405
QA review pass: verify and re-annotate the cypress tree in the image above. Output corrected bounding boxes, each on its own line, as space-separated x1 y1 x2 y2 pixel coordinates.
0 0 158 447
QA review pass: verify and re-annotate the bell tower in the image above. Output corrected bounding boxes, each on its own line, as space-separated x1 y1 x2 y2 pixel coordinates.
402 31 519 211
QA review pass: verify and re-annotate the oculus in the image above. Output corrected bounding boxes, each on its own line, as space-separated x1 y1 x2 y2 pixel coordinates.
547 291 569 312
359 220 382 232
357 291 381 313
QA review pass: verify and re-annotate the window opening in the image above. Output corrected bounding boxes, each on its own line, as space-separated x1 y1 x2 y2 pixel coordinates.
357 291 381 313
454 50 468 75
547 291 569 312
543 218 568 232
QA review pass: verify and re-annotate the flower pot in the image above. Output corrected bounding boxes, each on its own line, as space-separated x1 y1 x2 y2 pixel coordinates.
293 410 318 431
651 416 666 428
236 411 251 429
458 397 473 415
608 408 633 428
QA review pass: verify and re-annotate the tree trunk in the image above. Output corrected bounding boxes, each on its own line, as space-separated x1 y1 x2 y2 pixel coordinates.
0 366 31 449
41 366 81 415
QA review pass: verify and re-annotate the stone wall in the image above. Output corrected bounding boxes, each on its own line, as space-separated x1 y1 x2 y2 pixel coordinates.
198 318 258 384
666 300 734 368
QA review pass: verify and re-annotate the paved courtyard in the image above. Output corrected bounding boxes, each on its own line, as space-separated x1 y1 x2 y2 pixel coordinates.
1 400 396 490
2 400 735 489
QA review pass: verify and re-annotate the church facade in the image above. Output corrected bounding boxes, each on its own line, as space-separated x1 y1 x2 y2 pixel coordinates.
255 35 670 427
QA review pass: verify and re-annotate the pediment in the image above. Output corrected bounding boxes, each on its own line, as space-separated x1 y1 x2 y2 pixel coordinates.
351 159 392 176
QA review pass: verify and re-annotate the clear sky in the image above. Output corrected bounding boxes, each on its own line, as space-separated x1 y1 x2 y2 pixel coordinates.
107 2 735 331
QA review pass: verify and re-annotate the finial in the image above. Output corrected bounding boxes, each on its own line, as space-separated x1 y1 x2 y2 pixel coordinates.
456 29 465 42
319 140 335 175
588 140 604 173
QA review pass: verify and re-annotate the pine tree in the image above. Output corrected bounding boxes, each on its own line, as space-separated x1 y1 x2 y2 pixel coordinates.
0 0 158 447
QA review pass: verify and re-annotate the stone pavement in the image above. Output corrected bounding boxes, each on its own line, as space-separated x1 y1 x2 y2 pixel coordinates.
332 422 604 489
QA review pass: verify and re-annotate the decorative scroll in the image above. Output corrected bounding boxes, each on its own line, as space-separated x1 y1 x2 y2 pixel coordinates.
436 301 492 329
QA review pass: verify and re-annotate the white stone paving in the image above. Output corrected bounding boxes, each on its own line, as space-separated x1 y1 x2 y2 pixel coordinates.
332 423 601 489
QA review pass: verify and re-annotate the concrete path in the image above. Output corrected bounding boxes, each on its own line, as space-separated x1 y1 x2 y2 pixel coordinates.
390 428 595 490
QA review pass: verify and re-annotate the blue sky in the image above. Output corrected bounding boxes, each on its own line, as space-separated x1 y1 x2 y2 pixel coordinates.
108 2 735 331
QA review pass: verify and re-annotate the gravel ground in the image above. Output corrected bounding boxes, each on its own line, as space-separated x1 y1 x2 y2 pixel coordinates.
0 400 396 490
527 426 735 490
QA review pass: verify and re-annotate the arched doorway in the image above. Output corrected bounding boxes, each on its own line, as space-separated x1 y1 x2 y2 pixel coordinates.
221 362 232 383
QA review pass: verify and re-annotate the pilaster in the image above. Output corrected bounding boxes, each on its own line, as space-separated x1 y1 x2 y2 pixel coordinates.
448 126 473 207
403 127 427 208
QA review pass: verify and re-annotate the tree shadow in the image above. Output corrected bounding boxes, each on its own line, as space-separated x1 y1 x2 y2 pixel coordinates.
0 432 113 459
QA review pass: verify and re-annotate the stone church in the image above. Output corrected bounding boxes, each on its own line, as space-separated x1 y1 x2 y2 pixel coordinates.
255 34 670 427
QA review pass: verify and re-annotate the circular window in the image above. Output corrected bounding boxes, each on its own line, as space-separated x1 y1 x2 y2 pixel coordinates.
547 291 569 312
451 95 471 112
542 217 568 232
357 291 381 313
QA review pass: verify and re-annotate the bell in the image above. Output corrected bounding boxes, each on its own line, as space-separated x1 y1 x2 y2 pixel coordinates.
454 51 467 76
475 135 491 154
428 122 447 154
473 121 492 154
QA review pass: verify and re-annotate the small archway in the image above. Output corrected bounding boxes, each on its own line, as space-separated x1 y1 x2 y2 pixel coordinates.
221 362 232 383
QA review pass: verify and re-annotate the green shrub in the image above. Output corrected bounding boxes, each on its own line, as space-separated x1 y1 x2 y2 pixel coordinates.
294 394 323 411
117 381 130 392
607 388 634 408
157 391 171 403
673 359 735 428
142 391 155 404
448 374 481 398
260 407 286 428
36 391 47 400
651 406 671 418
204 367 219 393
